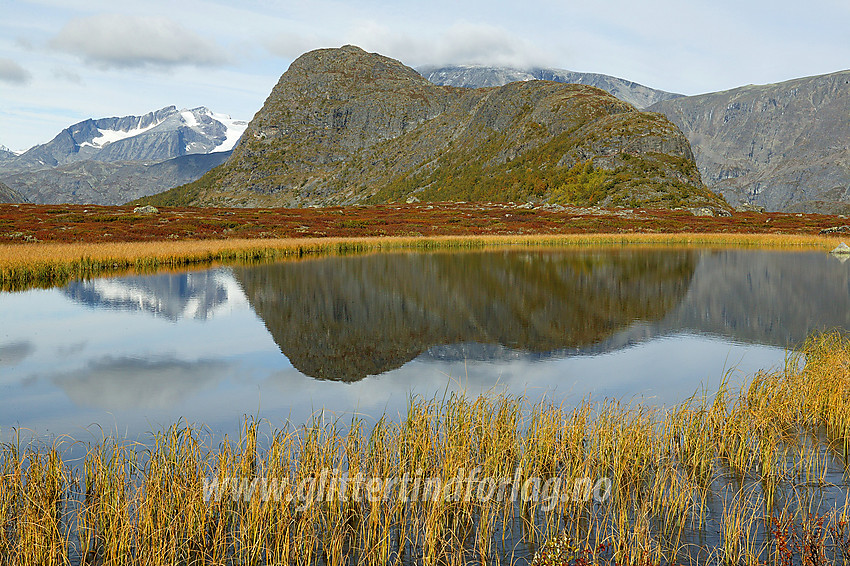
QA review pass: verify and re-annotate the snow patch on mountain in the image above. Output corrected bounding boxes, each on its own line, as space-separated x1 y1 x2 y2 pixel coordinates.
0 145 23 156
80 120 163 149
180 109 199 128
200 109 248 152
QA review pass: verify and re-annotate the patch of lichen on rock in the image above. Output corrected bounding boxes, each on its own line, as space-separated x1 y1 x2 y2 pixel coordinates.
143 45 728 210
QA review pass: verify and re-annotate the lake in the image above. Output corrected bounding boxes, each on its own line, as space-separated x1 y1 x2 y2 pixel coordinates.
2 246 848 443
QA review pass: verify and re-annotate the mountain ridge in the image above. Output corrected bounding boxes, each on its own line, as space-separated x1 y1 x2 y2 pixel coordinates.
650 70 850 211
2 151 231 205
0 106 246 204
141 45 726 210
7 106 245 170
419 64 682 109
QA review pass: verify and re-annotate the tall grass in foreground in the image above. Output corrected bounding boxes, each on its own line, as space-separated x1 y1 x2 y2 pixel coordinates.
0 233 842 291
2 332 850 565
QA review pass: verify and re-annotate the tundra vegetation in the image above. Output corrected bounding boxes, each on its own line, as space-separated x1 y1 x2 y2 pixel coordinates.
0 201 846 291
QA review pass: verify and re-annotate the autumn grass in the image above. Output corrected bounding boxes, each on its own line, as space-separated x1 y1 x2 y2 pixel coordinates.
2 332 850 565
0 232 844 292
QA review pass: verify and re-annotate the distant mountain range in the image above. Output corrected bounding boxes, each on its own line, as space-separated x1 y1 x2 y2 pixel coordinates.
419 64 682 109
140 46 724 210
0 106 246 205
649 71 850 213
4 57 849 213
2 151 231 205
422 66 850 212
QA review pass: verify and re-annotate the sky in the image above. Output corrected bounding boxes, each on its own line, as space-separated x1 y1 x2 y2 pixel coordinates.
1 0 848 152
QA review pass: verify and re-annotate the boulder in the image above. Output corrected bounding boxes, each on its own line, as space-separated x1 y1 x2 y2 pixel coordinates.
133 205 159 215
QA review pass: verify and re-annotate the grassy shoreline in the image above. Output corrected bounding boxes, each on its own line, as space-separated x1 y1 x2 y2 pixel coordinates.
2 333 849 565
1 232 845 291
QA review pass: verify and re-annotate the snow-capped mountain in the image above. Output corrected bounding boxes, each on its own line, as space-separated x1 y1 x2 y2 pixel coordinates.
0 106 247 204
0 145 17 163
9 106 247 170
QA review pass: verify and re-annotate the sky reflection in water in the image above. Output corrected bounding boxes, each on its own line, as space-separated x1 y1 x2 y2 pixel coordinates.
1 248 847 443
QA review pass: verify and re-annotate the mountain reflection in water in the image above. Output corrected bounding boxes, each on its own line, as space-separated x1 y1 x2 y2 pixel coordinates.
57 249 850 383
233 250 697 380
4 248 850 438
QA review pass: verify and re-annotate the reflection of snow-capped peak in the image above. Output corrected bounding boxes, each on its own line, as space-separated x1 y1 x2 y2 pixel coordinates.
63 269 249 321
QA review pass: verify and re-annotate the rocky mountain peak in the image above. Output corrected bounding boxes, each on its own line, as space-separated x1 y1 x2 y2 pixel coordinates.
140 46 728 210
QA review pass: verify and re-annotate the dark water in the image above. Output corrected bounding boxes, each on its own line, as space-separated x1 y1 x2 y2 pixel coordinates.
2 247 849 442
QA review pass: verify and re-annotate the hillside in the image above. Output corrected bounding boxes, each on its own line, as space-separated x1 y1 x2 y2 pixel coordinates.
2 151 230 205
650 71 850 212
142 46 726 210
419 64 682 109
0 181 26 203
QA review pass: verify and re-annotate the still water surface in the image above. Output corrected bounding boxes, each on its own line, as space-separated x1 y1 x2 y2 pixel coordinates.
2 247 849 442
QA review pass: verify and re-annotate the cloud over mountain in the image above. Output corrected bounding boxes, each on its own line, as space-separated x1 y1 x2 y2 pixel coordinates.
266 21 553 69
50 14 229 69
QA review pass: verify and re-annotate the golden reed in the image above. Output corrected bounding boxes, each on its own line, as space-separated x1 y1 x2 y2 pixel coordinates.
1 332 849 565
0 233 841 291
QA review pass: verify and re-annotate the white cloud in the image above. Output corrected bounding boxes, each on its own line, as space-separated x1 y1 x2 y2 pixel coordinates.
265 20 556 69
0 58 32 84
50 13 230 70
264 30 330 61
53 67 84 84
54 356 233 409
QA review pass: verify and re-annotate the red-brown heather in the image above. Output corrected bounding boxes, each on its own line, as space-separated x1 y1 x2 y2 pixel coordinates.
0 202 844 244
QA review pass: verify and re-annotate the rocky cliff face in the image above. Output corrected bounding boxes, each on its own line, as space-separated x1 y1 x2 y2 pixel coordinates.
0 181 26 203
145 46 725 210
650 71 850 211
420 65 682 109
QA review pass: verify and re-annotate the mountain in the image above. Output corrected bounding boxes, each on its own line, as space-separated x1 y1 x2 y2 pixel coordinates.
0 180 26 203
0 145 17 164
141 45 726 210
650 70 850 212
419 65 682 109
8 106 245 170
0 106 246 204
2 151 230 205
